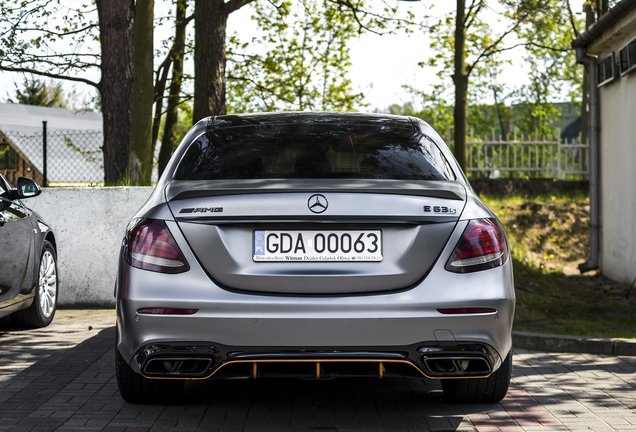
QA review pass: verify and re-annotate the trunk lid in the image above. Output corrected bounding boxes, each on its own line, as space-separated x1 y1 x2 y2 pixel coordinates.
166 179 465 295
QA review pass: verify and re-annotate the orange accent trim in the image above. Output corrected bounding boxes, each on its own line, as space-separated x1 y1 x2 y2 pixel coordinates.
379 362 384 379
253 362 257 379
145 358 490 381
316 362 321 379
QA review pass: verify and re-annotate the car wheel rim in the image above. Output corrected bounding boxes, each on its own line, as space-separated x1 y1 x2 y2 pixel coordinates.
39 251 57 318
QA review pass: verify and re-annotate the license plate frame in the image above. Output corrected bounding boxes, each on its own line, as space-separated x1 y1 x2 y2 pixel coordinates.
253 230 383 262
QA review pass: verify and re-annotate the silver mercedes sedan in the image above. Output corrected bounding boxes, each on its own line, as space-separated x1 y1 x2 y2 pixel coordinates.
115 112 514 404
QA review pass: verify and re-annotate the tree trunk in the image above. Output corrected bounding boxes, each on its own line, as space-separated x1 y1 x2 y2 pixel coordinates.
193 0 228 123
128 0 155 185
453 0 468 172
158 0 188 177
97 0 134 186
151 62 170 159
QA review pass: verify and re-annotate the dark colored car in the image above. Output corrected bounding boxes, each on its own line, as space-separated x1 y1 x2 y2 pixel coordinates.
0 174 58 327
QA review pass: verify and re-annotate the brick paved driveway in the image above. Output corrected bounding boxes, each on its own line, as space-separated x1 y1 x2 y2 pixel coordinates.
1 310 635 432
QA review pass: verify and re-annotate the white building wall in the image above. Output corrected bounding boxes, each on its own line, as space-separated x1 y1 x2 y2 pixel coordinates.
599 68 636 284
587 8 636 285
27 187 154 306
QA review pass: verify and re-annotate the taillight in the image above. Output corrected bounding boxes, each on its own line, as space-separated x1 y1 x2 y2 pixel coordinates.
445 218 509 273
126 219 190 274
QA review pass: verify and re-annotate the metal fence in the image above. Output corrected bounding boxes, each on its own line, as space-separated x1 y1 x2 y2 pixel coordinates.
2 127 104 185
447 129 589 180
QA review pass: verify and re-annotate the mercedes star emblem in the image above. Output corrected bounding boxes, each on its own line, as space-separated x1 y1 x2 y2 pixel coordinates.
308 194 328 213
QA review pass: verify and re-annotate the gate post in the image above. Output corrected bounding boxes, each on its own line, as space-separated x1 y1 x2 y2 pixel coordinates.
557 130 562 180
42 121 47 187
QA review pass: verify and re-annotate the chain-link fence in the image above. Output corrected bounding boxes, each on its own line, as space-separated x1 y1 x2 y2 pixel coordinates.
1 127 104 185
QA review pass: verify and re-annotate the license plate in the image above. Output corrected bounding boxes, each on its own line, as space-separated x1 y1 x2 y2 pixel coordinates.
253 230 382 262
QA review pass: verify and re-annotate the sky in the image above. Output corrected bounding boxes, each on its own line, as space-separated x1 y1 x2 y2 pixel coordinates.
223 1 439 111
0 0 589 113
226 0 588 111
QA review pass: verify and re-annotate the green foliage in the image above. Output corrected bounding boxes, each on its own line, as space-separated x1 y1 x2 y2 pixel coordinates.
414 2 514 138
511 1 583 136
389 89 453 137
481 191 636 339
11 76 67 108
0 144 16 170
513 258 636 338
408 0 583 139
172 102 193 146
226 0 367 112
157 102 193 149
394 88 518 142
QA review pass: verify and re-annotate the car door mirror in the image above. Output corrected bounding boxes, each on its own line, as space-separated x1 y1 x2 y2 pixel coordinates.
15 177 42 199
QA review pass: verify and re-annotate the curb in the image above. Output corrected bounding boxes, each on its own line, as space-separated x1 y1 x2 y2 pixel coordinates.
513 331 636 356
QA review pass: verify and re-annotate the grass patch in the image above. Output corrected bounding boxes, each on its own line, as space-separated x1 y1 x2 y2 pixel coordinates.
512 259 636 338
481 191 636 339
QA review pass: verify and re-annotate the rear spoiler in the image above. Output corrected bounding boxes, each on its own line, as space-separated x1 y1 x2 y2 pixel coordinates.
165 179 467 202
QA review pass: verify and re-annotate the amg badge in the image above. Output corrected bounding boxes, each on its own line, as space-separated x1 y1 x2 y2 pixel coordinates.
179 207 223 214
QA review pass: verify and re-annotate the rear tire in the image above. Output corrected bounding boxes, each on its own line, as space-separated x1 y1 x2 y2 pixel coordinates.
441 350 512 403
11 241 57 328
116 345 184 403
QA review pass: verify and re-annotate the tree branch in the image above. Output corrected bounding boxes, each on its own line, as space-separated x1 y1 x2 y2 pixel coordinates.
0 66 99 89
486 40 571 57
467 21 521 74
325 0 421 35
227 74 296 105
225 0 256 14
10 23 98 37
463 0 479 29
565 0 580 39
327 0 376 34
153 13 194 98
2 53 100 60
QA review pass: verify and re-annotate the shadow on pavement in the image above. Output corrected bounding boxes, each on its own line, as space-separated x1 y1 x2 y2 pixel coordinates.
0 321 473 431
4 316 634 431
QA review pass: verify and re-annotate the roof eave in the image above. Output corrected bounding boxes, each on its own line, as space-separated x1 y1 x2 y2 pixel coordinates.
571 0 636 49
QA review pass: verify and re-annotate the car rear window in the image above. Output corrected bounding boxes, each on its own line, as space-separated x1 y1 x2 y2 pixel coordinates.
174 124 455 181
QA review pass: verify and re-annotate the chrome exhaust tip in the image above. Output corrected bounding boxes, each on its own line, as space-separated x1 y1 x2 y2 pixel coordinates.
143 357 213 377
417 344 499 377
422 356 491 376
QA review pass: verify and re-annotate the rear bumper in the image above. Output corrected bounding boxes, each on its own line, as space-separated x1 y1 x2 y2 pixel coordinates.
129 341 502 380
116 255 514 380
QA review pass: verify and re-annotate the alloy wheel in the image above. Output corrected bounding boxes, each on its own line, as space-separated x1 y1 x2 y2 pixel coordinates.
38 250 57 318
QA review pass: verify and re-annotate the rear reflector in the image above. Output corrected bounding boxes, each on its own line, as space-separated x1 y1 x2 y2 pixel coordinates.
437 308 497 315
126 219 190 274
137 308 198 315
445 218 509 273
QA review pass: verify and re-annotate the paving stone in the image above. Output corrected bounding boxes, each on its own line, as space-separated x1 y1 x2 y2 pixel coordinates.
2 311 636 431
